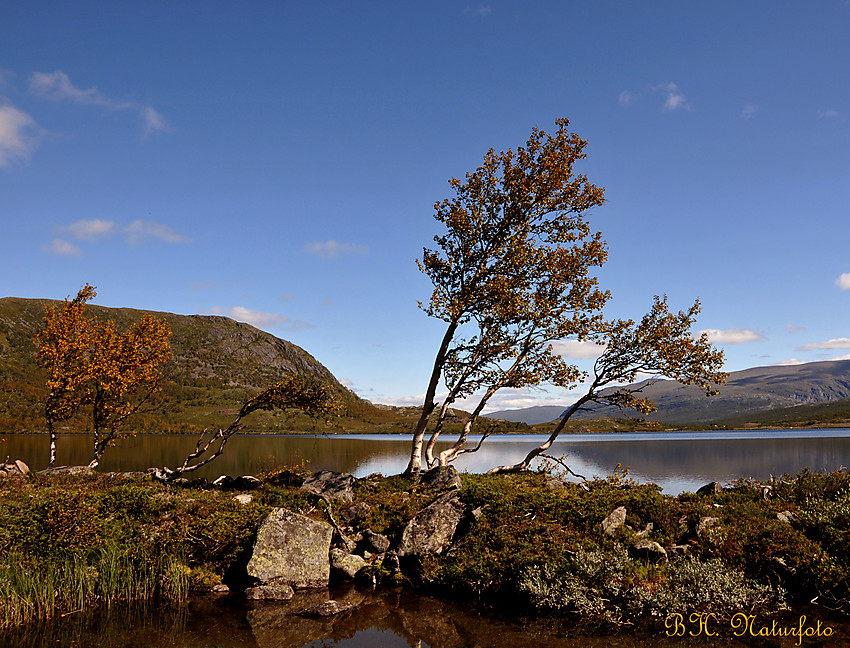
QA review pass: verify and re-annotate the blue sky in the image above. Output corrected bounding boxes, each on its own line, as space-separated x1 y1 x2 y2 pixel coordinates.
2 1 849 413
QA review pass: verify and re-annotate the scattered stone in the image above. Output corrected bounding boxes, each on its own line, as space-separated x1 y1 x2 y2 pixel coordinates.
245 580 295 600
397 491 468 557
777 510 799 525
13 460 30 475
301 471 356 502
339 501 371 526
420 465 462 492
696 516 720 535
696 481 724 496
247 508 334 588
363 472 384 480
234 494 253 505
545 476 567 491
39 465 94 476
360 529 390 554
0 469 7 478
212 583 230 594
630 539 668 563
330 548 367 579
602 506 627 536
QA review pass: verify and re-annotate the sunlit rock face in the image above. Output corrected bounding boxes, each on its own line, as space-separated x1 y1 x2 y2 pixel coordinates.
247 508 333 588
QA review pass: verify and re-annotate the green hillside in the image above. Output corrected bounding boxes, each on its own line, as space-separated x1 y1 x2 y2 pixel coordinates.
0 296 529 437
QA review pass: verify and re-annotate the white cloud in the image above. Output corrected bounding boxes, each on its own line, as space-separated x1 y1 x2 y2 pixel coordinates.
836 272 850 290
211 306 313 331
303 240 368 258
550 339 606 359
466 4 492 16
798 337 850 351
818 109 840 119
699 328 765 344
29 70 167 136
773 358 806 366
44 238 81 256
786 324 805 332
741 104 759 119
618 90 633 106
831 353 850 361
30 71 123 107
141 106 168 137
125 220 187 245
62 218 116 241
0 102 40 167
653 82 692 112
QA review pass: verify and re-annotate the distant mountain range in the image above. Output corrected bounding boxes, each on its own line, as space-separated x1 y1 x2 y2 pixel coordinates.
484 360 850 426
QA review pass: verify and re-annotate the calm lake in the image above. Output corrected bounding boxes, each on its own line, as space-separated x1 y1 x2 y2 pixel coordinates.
4 428 850 493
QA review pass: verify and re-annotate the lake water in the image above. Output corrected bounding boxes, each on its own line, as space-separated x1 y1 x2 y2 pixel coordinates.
3 429 850 493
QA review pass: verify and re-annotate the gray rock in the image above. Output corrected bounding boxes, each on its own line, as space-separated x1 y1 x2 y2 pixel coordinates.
245 580 295 600
630 539 668 563
360 529 390 554
397 491 468 556
420 465 462 492
247 508 333 588
301 471 356 502
296 593 364 617
636 522 654 538
669 544 691 556
602 506 627 536
213 475 261 490
696 516 720 535
330 548 367 579
777 510 799 525
233 494 253 505
339 501 371 526
696 481 724 496
14 460 30 475
39 465 94 476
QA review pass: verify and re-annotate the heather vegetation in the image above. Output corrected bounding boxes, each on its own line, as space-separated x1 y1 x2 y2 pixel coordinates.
1 465 848 628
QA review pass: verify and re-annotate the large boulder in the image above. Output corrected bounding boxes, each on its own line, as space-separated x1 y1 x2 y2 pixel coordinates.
397 492 468 557
420 465 462 492
247 509 334 588
301 471 356 502
601 506 627 536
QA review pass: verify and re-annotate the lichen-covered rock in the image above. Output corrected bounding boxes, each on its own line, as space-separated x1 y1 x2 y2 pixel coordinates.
630 539 667 563
247 508 333 588
776 510 799 525
601 506 626 536
301 471 356 502
397 491 467 557
233 493 253 505
420 465 462 492
330 548 367 579
696 516 719 535
339 501 371 526
39 465 94 476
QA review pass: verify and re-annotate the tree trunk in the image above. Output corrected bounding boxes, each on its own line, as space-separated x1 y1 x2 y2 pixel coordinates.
405 320 458 476
46 416 56 469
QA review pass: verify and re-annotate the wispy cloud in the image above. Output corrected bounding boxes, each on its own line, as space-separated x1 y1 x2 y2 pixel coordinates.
741 104 759 119
618 90 633 106
210 306 313 331
44 238 81 256
653 82 692 112
818 109 840 119
29 70 168 136
465 4 492 16
62 218 116 241
699 328 764 344
773 358 806 366
125 220 187 245
798 337 850 351
786 324 805 332
303 240 368 259
550 339 606 359
836 272 850 290
0 102 41 167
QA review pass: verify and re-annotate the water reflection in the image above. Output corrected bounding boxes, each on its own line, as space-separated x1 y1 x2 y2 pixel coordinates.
2 586 846 648
3 430 849 494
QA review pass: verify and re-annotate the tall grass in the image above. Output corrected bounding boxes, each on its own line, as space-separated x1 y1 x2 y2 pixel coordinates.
0 544 188 628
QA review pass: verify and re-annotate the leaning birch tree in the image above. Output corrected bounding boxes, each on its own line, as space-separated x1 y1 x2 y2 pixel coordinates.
405 118 607 475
